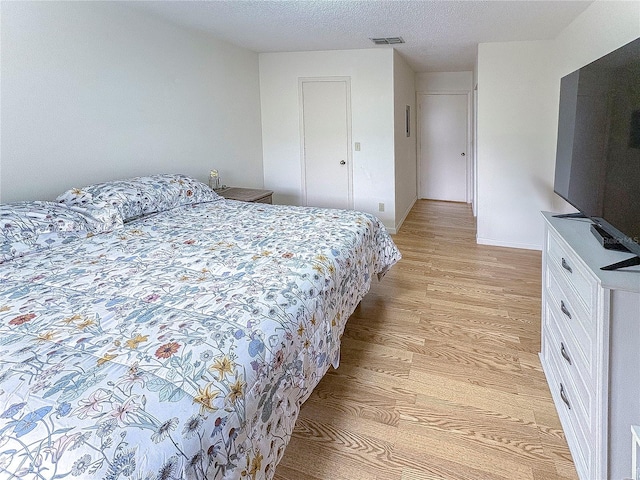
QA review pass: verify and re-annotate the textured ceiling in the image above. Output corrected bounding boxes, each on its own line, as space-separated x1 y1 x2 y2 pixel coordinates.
131 1 593 72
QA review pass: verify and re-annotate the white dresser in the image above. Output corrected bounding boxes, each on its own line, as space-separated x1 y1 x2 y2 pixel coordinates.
541 212 640 480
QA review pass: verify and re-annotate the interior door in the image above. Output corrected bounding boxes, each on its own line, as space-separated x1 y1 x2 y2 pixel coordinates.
301 79 351 209
419 93 468 202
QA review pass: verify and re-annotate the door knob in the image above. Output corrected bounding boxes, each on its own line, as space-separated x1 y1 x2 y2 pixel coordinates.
461 153 466 156
340 160 346 165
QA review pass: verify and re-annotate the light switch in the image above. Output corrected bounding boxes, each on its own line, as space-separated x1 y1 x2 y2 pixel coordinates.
355 142 361 151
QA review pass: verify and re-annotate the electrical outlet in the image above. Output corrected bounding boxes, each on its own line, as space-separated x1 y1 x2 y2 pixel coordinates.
378 203 385 212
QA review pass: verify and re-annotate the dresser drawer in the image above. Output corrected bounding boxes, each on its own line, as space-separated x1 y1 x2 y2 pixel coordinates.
541 342 593 480
545 269 595 379
546 230 596 315
543 311 594 427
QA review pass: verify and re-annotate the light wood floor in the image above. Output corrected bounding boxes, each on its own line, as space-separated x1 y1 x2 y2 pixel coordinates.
274 200 577 480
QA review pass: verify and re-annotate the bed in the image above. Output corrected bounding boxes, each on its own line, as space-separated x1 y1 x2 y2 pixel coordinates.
0 174 400 479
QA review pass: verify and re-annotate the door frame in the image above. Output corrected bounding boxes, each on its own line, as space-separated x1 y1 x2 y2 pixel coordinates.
298 76 353 208
416 91 473 203
473 84 478 216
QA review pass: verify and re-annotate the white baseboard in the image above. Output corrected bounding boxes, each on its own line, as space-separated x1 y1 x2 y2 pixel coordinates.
476 236 542 251
394 197 417 234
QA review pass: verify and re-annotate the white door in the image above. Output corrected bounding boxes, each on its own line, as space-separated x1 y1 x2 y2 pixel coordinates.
419 93 468 202
301 79 351 209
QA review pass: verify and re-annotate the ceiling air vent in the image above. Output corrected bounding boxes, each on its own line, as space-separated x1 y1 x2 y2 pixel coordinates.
370 37 405 45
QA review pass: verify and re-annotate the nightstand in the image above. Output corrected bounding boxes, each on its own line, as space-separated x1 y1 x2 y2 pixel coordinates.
216 187 273 204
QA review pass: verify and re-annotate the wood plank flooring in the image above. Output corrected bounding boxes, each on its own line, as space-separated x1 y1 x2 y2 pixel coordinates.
275 200 577 480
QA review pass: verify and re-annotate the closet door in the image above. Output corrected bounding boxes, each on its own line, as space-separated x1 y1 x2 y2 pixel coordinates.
301 78 352 209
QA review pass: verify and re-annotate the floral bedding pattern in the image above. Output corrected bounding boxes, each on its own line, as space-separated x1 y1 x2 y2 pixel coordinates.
56 174 220 226
0 199 400 479
1 201 97 264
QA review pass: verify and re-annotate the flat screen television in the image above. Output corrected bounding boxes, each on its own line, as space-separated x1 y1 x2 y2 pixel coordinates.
554 37 640 270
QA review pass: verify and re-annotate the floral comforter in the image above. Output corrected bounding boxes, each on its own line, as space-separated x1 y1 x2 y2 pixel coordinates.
0 199 400 479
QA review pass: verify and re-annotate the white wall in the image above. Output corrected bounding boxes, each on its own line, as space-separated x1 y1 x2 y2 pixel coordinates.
416 72 473 93
0 1 264 203
476 1 640 249
393 51 417 232
476 40 558 249
555 1 640 77
259 49 396 230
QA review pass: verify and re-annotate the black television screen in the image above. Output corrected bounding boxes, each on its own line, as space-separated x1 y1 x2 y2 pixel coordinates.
554 37 640 262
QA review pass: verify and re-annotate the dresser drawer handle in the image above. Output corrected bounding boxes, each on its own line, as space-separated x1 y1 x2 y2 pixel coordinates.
561 257 573 274
560 342 572 365
560 383 571 409
560 300 572 319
